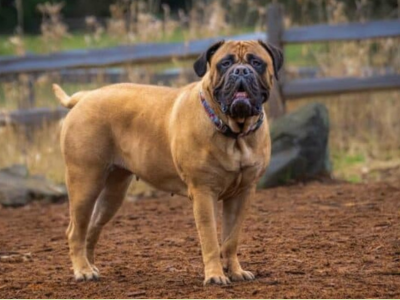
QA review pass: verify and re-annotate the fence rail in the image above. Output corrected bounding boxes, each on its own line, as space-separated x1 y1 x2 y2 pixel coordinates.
0 32 265 77
282 19 400 44
284 74 400 99
1 19 399 77
0 3 400 126
0 107 67 127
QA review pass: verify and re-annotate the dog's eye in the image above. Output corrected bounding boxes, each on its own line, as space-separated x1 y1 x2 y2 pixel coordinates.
251 59 262 68
221 60 232 68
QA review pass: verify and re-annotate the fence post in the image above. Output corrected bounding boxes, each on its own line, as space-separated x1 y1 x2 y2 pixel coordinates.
266 1 286 119
27 75 35 107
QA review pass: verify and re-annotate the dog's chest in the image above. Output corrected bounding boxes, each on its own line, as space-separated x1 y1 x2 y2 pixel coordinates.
223 137 264 170
220 162 261 199
218 138 266 193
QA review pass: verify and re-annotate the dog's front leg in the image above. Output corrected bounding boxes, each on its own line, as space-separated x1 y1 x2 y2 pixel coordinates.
191 189 231 285
221 186 256 281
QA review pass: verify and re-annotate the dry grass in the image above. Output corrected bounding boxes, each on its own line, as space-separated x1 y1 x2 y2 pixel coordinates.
37 2 70 53
0 122 64 183
0 0 399 187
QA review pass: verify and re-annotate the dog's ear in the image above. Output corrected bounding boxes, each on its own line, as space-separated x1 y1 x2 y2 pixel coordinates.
258 40 284 80
193 40 225 77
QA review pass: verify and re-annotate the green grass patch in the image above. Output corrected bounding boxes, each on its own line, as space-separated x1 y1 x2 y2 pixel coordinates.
331 151 366 183
0 28 319 68
0 27 252 56
0 33 124 56
347 174 362 183
338 153 366 165
332 152 366 170
284 42 328 67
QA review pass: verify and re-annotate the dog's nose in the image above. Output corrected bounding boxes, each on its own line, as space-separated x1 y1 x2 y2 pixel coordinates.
232 66 252 77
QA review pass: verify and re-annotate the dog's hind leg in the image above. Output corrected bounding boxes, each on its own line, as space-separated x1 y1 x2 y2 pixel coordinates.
65 165 106 281
86 167 133 272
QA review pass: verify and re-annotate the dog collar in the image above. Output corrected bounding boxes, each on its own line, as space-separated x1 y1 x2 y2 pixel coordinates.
199 91 264 139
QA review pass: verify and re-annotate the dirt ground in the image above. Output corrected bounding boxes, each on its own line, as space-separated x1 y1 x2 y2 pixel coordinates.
0 180 399 299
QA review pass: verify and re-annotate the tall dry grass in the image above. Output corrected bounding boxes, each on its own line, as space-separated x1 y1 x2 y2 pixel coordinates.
0 122 64 182
37 2 70 53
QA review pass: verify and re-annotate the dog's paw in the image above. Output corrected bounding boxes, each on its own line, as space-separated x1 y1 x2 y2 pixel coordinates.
74 266 100 281
204 274 231 286
230 269 255 281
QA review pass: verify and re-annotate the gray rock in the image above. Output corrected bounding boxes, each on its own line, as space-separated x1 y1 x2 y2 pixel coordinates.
0 164 67 207
258 103 331 188
0 184 30 207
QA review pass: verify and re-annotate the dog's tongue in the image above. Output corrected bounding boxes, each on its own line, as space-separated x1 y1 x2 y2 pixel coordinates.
234 92 248 99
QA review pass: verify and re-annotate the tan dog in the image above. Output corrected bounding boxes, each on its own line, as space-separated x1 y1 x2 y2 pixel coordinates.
53 40 283 285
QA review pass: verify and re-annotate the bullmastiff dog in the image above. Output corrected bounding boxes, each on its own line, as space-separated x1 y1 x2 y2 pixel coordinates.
53 40 283 285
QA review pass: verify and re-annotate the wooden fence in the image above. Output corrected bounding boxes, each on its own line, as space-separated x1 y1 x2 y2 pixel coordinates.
0 3 400 126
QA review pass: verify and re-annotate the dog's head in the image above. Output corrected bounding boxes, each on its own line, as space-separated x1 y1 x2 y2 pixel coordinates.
194 40 283 120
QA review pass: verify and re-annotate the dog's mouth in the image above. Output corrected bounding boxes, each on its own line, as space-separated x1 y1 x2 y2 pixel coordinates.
229 87 258 119
230 91 250 117
233 91 248 100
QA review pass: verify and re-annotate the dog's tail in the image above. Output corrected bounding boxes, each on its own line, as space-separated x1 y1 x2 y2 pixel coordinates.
53 84 80 109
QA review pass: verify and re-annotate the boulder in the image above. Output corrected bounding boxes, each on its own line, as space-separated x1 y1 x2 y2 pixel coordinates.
258 102 331 188
0 165 67 207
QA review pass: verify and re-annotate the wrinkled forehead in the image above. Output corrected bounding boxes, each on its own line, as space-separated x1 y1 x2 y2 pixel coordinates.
211 40 273 65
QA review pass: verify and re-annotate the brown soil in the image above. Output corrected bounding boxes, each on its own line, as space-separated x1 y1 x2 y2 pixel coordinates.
0 181 399 299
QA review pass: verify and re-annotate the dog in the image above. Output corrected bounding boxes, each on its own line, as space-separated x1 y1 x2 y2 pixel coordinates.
53 39 283 285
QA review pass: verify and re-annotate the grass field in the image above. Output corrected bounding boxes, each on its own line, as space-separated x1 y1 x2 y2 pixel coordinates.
0 27 252 55
0 33 119 56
